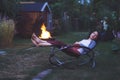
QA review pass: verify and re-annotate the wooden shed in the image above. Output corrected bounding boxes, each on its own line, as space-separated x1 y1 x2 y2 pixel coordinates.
16 2 52 38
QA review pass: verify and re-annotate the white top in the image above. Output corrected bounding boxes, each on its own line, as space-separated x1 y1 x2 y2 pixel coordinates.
77 39 96 54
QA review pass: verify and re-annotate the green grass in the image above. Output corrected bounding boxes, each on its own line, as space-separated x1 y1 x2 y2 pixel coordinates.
0 31 120 80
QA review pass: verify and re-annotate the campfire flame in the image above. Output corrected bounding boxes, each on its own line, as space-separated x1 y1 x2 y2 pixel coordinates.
39 23 52 39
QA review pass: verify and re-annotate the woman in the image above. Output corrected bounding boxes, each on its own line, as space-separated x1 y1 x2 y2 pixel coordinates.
31 31 99 56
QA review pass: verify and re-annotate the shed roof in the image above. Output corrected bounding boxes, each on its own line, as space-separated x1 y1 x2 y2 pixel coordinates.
19 2 51 12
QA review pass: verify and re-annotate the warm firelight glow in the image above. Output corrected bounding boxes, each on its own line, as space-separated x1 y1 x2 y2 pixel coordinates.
39 23 52 39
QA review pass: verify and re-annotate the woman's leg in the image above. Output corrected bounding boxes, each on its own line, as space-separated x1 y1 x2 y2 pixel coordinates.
31 33 67 47
47 40 80 56
31 33 52 46
47 40 67 48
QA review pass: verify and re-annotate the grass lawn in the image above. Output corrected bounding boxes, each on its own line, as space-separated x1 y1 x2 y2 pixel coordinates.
0 31 120 80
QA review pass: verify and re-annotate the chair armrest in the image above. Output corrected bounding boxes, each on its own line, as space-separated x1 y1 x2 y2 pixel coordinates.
72 44 92 51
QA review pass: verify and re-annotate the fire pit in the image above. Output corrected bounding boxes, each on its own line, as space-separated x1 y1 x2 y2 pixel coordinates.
39 23 52 40
39 23 55 42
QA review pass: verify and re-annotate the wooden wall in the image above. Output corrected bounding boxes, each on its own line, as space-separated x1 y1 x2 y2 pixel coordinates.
16 12 44 38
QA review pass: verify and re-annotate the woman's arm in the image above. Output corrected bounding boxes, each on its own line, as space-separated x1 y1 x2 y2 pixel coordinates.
73 41 81 47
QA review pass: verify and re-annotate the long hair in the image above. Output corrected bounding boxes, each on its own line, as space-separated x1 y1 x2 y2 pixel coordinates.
88 30 100 42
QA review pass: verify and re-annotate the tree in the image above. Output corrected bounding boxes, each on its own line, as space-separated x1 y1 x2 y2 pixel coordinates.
0 0 18 19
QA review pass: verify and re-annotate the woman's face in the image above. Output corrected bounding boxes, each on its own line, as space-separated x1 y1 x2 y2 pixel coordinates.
89 31 98 40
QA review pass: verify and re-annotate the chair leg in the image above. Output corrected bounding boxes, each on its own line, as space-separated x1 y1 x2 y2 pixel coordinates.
89 58 95 68
49 47 64 66
89 51 96 68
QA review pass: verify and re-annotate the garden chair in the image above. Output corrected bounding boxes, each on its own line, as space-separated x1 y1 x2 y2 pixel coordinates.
49 44 96 68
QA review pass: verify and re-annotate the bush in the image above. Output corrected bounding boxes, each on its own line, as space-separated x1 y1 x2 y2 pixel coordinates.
0 19 15 48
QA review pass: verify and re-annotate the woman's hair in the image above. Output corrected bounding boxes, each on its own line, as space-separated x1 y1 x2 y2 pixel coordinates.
88 30 100 42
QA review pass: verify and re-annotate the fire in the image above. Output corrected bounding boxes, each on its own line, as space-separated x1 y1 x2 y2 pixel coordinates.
39 23 52 39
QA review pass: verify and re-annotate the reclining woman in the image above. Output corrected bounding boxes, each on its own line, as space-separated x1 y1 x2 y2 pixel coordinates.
31 31 99 57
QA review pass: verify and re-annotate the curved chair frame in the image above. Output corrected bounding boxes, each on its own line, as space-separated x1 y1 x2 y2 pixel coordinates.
49 46 96 68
